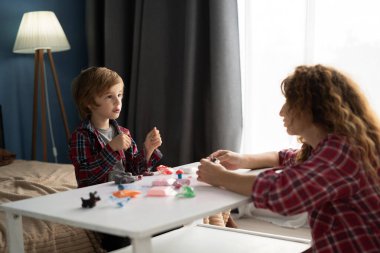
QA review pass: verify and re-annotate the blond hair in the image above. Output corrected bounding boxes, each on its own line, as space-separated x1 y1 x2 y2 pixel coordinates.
72 67 122 119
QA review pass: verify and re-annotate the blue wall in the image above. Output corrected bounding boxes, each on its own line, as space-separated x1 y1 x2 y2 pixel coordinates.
0 0 87 163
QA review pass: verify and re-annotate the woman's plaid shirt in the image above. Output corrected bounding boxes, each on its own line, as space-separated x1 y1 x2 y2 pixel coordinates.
252 134 380 253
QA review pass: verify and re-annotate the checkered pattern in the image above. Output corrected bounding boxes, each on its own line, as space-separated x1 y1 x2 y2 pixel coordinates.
252 134 380 253
69 119 162 188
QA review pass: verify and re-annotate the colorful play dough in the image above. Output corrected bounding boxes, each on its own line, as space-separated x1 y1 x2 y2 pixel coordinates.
152 178 176 186
147 186 177 197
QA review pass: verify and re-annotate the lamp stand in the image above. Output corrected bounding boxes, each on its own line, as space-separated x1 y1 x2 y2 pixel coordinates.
31 49 70 161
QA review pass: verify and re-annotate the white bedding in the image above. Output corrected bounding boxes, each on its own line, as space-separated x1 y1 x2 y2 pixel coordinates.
236 204 308 229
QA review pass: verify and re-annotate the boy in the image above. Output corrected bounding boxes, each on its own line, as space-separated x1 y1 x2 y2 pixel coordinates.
70 67 162 188
69 67 163 251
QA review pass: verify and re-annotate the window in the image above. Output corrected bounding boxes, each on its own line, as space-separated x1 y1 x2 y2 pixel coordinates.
238 0 380 153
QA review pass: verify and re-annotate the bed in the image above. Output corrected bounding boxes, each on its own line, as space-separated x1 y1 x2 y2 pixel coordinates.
0 159 104 253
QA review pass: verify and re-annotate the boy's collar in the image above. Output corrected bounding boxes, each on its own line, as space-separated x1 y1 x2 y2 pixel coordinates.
82 118 120 133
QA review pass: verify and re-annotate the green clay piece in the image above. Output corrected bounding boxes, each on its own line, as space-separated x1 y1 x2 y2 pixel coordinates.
176 186 196 198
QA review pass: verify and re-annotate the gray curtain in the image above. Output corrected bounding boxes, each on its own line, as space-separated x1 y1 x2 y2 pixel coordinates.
87 0 242 166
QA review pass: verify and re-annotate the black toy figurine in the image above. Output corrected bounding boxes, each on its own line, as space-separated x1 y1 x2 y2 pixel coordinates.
81 191 101 208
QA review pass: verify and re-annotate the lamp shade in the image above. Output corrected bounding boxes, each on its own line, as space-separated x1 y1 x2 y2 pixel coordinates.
13 11 70 54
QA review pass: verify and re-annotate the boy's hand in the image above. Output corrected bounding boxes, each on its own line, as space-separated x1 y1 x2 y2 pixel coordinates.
144 127 162 153
109 133 132 151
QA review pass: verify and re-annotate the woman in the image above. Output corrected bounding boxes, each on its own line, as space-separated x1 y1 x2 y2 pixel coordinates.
197 65 380 252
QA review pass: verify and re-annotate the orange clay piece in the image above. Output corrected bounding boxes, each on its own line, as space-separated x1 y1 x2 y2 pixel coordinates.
113 190 141 198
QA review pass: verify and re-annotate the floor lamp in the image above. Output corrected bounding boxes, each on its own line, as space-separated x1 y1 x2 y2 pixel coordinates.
13 11 71 161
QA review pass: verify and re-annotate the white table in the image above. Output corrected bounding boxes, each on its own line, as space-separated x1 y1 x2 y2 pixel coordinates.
0 163 250 253
113 224 310 253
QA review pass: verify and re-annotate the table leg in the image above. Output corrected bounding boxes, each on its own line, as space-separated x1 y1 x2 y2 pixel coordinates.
5 212 25 253
132 237 152 253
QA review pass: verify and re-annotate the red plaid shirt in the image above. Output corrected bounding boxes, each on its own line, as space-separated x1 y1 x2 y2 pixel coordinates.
69 119 162 188
252 134 380 253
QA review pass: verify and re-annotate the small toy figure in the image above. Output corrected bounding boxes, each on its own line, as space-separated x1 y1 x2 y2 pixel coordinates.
176 169 184 179
176 186 196 198
81 191 101 208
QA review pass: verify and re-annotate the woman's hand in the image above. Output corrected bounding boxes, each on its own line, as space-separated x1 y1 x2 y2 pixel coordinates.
197 158 255 196
210 150 245 170
198 157 256 196
197 158 229 187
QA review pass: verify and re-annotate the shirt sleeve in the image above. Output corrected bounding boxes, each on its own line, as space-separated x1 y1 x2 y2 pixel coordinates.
148 148 163 167
69 129 121 187
278 148 298 166
252 140 360 216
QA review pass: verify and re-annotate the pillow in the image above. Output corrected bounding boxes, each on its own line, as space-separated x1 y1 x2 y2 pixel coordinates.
0 149 16 166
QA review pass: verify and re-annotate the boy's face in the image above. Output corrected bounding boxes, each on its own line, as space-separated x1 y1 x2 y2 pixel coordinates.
89 81 124 122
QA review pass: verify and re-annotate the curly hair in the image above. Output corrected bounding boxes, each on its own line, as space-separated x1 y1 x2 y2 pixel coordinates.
72 67 123 119
281 64 380 185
